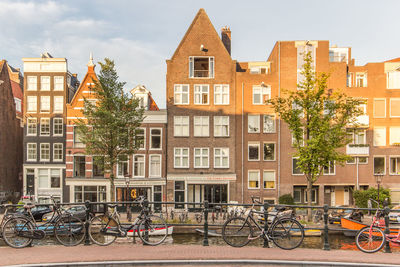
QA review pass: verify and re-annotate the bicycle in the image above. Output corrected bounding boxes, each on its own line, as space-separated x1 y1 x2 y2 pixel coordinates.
88 196 168 246
222 197 304 249
355 199 400 253
1 196 85 248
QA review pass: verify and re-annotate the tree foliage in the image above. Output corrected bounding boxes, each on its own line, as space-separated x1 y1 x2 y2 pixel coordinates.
353 188 391 209
278 194 295 205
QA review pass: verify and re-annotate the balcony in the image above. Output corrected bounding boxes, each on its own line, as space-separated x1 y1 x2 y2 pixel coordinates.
346 144 369 156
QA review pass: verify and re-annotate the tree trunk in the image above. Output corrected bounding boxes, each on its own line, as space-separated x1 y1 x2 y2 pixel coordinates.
110 173 115 202
307 179 312 222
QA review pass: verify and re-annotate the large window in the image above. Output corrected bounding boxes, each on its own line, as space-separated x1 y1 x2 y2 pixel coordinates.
40 96 50 113
355 73 367 87
174 116 189 137
214 116 229 137
248 170 260 189
93 156 104 177
149 155 161 177
347 129 366 144
27 118 37 136
40 76 50 91
248 142 260 161
133 155 145 177
27 76 37 91
374 127 386 146
27 143 37 161
292 157 303 175
189 56 214 78
27 96 37 113
194 116 209 137
390 98 400 117
194 148 209 168
40 143 50 162
135 128 145 149
40 118 50 136
53 118 63 136
387 71 400 89
248 114 260 133
54 96 64 113
323 161 335 175
390 127 400 145
194 84 209 105
214 85 229 105
373 99 386 118
374 157 385 175
174 84 189 105
150 128 161 149
263 171 275 189
252 86 271 104
174 148 189 168
38 169 60 189
214 148 229 168
53 143 63 162
75 186 106 203
74 127 84 147
390 157 400 175
263 114 275 133
117 156 129 178
263 143 275 161
54 76 64 91
74 156 86 177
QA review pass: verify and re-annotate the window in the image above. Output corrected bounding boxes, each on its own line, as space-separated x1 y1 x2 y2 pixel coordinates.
194 148 209 168
38 169 49 189
358 157 368 164
248 142 260 161
387 71 400 89
174 84 189 105
292 157 303 175
53 118 63 136
27 118 37 136
323 161 335 175
194 116 209 137
214 116 229 137
27 143 37 161
263 171 275 189
174 148 189 168
214 148 229 168
40 76 50 91
133 155 145 177
297 44 315 84
263 143 275 161
292 101 304 118
50 169 61 188
54 96 64 113
374 157 385 175
74 186 106 203
194 85 209 105
374 127 386 146
390 98 400 117
40 96 50 113
175 181 185 209
135 128 145 149
27 76 37 91
27 96 37 113
150 128 161 149
117 156 129 178
149 155 161 177
174 116 189 137
347 157 356 164
263 114 275 133
248 114 260 133
355 73 367 87
248 170 260 189
189 56 214 78
14 98 21 112
214 85 229 105
74 127 84 147
390 127 400 145
54 76 64 91
347 73 353 87
373 99 386 118
252 86 271 104
40 143 50 161
347 129 366 144
294 188 302 203
40 118 50 136
53 143 63 162
390 157 400 175
92 156 104 177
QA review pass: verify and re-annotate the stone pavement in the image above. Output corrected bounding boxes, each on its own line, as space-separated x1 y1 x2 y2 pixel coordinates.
0 244 399 266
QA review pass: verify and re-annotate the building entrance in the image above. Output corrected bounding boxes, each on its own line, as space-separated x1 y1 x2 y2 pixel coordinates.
187 184 227 211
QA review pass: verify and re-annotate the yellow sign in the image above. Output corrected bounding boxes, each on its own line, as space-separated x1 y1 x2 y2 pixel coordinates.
131 189 137 199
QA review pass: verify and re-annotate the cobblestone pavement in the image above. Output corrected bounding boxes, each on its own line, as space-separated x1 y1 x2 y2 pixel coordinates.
0 244 399 266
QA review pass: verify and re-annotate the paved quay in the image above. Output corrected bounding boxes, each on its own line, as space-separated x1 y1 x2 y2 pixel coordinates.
0 244 400 267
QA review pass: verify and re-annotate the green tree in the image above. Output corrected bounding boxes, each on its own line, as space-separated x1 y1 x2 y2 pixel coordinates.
353 188 391 209
268 51 363 220
76 58 145 201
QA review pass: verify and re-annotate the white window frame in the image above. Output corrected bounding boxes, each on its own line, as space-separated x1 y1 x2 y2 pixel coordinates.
214 84 229 105
323 161 336 175
389 156 400 175
390 98 400 118
27 117 37 136
194 116 209 137
389 127 400 145
189 56 214 79
373 98 386 118
40 76 50 91
263 170 276 189
14 98 21 112
54 76 64 91
174 148 189 169
263 142 276 161
40 118 50 136
292 157 304 175
373 156 386 175
214 116 229 137
252 86 271 105
263 114 276 133
117 156 129 178
149 154 162 177
27 143 37 162
149 128 162 150
194 84 209 105
53 118 63 136
136 128 146 150
248 114 260 133
40 96 50 113
40 143 50 162
194 148 209 168
214 148 229 169
355 73 367 87
387 71 400 89
53 143 63 162
248 142 260 161
248 170 260 190
27 96 37 113
27 76 37 91
53 96 64 114
133 154 145 177
174 116 189 137
358 157 368 165
374 127 386 147
174 84 189 105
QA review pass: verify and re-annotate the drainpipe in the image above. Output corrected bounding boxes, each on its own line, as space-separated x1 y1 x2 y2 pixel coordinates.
277 42 281 199
356 156 359 190
241 82 244 203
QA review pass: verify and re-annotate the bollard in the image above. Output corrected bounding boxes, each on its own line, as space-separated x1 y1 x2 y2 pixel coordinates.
323 205 330 251
203 200 209 246
384 206 391 253
84 200 91 246
263 202 270 248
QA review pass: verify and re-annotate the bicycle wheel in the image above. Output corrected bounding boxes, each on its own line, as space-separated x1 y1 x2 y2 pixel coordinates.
54 215 85 246
222 216 252 247
2 217 34 248
271 217 304 250
88 215 118 246
355 226 385 253
137 214 168 246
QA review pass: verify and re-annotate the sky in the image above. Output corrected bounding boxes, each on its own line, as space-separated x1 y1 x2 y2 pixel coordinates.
1 0 399 108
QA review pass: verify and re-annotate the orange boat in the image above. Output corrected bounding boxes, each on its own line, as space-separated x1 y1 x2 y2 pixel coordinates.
341 217 399 237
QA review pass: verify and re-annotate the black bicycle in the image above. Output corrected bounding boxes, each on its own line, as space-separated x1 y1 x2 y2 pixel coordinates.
222 197 304 249
88 196 169 246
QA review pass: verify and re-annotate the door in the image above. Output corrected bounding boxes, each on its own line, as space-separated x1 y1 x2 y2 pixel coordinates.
26 169 35 196
330 188 335 206
335 187 344 206
344 187 350 205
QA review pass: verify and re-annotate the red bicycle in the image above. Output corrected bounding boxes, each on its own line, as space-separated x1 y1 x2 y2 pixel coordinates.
355 199 400 253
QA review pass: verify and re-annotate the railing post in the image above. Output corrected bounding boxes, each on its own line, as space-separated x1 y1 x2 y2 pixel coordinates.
384 206 392 253
143 199 149 245
84 200 91 246
203 200 209 246
263 202 270 248
323 205 330 251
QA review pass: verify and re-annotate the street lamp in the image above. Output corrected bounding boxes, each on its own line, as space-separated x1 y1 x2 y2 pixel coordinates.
374 174 383 207
124 174 132 222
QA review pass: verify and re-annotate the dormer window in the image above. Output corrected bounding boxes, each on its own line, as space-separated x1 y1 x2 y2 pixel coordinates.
189 57 214 78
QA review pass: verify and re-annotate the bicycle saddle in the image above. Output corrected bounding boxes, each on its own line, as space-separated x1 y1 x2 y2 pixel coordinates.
24 204 36 209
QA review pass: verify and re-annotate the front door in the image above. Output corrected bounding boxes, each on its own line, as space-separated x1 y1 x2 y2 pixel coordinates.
26 169 35 196
344 187 350 205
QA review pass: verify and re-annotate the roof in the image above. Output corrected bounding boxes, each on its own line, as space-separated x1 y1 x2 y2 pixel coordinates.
148 94 159 111
0 60 5 72
385 57 400 63
10 80 23 99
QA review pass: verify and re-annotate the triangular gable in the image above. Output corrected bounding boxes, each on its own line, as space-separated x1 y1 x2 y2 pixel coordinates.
69 67 98 106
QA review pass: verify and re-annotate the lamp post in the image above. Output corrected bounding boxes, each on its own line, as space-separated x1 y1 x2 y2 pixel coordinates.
124 174 132 222
374 174 383 207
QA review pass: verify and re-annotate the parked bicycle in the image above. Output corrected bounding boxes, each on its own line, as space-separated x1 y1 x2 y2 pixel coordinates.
222 197 304 249
355 199 400 253
1 196 85 248
88 196 168 246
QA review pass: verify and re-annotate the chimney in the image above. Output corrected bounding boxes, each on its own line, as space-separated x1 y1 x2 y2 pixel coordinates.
221 26 231 55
